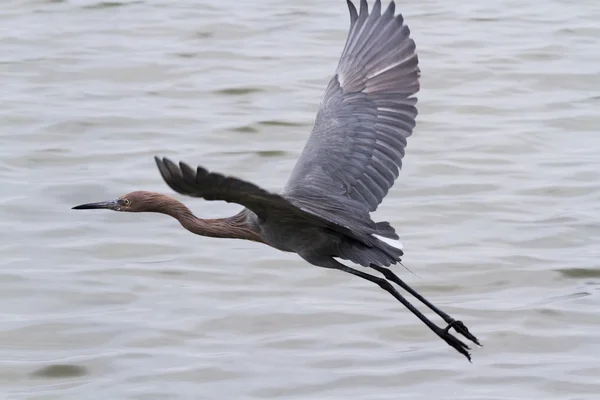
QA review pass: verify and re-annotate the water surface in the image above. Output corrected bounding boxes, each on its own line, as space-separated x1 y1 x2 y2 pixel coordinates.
1 0 600 399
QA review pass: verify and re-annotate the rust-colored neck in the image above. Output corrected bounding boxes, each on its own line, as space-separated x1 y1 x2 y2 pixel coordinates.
150 194 264 243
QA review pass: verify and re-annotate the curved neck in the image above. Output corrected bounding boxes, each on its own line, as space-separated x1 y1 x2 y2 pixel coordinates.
153 195 264 244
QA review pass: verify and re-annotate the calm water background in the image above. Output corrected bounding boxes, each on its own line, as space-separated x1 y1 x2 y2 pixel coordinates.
1 0 600 399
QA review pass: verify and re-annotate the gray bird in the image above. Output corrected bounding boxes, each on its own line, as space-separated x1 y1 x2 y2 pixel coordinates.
73 0 481 361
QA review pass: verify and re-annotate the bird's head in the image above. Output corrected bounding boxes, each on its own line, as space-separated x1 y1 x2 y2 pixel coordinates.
72 191 166 213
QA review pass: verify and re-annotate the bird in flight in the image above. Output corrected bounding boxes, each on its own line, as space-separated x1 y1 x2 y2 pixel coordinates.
73 0 481 361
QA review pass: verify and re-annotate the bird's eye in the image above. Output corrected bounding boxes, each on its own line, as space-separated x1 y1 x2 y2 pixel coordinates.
123 199 131 206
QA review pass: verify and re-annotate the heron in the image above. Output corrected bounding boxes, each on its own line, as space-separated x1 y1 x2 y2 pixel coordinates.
73 0 481 361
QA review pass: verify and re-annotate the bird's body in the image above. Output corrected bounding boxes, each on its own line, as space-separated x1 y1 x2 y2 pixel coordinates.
257 215 335 255
74 0 481 361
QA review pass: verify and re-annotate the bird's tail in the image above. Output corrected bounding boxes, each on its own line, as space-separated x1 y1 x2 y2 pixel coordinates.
373 220 404 264
337 220 404 267
374 221 398 239
373 235 404 259
337 238 403 267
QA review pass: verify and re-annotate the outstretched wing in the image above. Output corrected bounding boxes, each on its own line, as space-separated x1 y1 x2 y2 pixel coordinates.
282 0 420 212
154 157 381 245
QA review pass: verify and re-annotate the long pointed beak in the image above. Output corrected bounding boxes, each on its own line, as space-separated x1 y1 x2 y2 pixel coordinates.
72 199 119 210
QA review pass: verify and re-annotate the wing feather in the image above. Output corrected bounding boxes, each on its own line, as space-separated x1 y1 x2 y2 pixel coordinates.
154 157 382 245
283 0 420 213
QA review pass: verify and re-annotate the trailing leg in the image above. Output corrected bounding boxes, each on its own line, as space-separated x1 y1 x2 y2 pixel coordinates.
308 256 473 361
370 264 480 347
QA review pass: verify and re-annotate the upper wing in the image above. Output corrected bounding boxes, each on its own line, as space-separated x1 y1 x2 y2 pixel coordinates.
282 0 420 212
154 157 381 245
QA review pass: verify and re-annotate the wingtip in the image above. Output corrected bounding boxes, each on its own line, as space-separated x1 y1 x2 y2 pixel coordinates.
160 157 177 170
359 0 368 15
155 155 172 166
178 160 196 180
154 155 180 182
155 156 195 180
385 0 395 16
346 0 358 23
371 0 381 17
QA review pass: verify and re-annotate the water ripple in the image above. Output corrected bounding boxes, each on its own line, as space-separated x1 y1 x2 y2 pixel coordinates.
1 0 599 399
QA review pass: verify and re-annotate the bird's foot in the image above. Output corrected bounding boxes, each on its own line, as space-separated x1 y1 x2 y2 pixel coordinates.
443 319 481 347
435 326 472 362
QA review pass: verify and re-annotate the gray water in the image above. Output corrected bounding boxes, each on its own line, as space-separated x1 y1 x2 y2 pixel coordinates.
2 0 600 399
